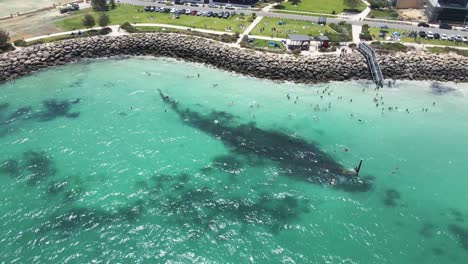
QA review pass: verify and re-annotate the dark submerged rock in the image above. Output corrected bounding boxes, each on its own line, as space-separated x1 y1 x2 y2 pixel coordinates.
383 189 401 207
448 224 468 251
0 159 21 177
159 90 373 193
23 151 56 185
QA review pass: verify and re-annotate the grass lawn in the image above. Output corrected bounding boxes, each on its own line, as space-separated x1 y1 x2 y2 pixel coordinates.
282 0 367 15
426 47 468 57
134 26 239 43
367 9 399 20
250 17 335 39
369 27 468 47
55 5 250 33
252 39 286 50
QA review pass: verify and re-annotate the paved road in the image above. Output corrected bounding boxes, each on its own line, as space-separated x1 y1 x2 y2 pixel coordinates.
118 0 467 37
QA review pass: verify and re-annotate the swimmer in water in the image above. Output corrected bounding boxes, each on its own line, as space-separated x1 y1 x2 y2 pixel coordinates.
213 84 218 87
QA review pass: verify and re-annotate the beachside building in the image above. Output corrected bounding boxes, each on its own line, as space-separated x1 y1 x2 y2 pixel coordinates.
425 0 468 22
395 0 424 8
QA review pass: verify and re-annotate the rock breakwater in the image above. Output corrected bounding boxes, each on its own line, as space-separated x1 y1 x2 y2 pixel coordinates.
1 33 467 83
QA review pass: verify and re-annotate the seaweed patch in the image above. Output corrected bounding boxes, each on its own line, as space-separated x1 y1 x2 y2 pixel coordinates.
448 224 468 251
431 82 457 95
158 90 373 193
0 159 21 177
382 189 401 207
23 151 57 185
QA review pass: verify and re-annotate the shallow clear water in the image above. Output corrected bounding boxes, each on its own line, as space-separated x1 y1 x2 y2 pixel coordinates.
1 57 468 263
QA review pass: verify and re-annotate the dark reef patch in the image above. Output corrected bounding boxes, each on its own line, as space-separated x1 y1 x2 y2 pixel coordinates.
47 180 69 195
211 155 244 174
419 223 436 238
42 201 145 233
0 159 21 177
23 151 57 185
1 107 33 125
383 189 401 207
449 224 468 251
450 209 465 223
0 102 9 113
431 82 457 95
158 90 373 193
38 99 79 122
432 247 444 256
143 173 310 234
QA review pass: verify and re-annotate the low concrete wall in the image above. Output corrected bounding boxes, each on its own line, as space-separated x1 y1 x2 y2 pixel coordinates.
1 33 467 83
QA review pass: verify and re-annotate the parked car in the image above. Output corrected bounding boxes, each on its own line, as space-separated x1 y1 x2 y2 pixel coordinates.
225 4 235 10
318 17 327 25
207 11 213 17
190 3 199 7
455 35 463 42
439 23 453 30
440 33 448 40
418 31 426 38
218 12 224 18
433 33 440 39
144 6 151 12
418 22 430 28
461 27 468 32
448 35 456 41
208 4 218 8
191 10 198 16
223 11 230 19
462 36 468 43
59 3 80 13
150 6 156 12
185 9 191 14
426 31 434 39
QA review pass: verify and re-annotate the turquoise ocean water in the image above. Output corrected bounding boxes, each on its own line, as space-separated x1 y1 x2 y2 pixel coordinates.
1 57 468 263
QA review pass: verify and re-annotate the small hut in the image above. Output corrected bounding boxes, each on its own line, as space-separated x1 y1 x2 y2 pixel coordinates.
316 35 330 49
287 34 311 50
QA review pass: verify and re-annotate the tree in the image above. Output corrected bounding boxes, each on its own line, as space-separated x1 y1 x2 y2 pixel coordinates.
82 14 96 28
110 0 116 9
98 13 110 27
0 28 10 48
91 0 107 11
290 0 301 5
345 0 361 9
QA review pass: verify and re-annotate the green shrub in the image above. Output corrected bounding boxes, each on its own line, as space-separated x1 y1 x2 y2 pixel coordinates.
100 27 112 35
13 39 27 47
370 41 408 52
120 22 138 33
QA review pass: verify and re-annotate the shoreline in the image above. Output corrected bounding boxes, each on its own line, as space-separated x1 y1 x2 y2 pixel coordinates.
1 33 468 84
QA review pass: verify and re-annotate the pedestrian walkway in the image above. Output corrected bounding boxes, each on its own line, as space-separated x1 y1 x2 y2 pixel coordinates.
134 23 234 35
25 25 123 42
352 24 362 43
237 16 263 44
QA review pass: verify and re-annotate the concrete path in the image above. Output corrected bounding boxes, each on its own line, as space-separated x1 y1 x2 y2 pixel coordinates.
353 0 371 21
134 23 234 35
237 16 263 44
248 35 285 42
352 24 362 43
24 23 233 42
25 25 122 42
